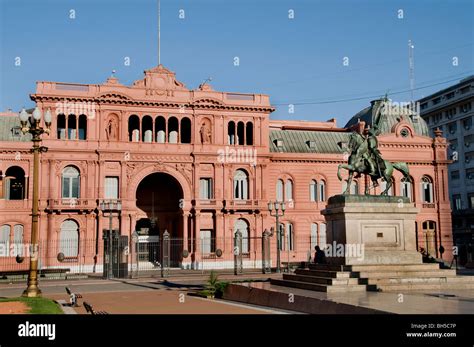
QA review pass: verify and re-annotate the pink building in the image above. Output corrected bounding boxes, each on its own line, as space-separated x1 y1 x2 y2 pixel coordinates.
0 65 453 272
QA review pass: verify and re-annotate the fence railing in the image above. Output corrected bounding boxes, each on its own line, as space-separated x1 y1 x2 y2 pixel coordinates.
0 235 319 278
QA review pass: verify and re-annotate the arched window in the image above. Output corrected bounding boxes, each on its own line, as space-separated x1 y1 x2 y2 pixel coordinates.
155 116 166 143
246 122 253 145
62 166 80 199
233 170 248 200
168 117 179 143
228 121 236 145
78 114 87 140
285 179 293 202
237 121 245 145
421 176 434 203
142 115 153 142
180 117 191 143
0 225 10 245
67 114 77 140
319 180 326 201
310 180 317 202
234 218 249 254
401 177 414 202
59 219 79 258
319 223 327 247
128 115 140 142
310 223 318 249
286 223 294 251
276 179 284 202
57 114 66 139
5 166 26 200
13 224 24 256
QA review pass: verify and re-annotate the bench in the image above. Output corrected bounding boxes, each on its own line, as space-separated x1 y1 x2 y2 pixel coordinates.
83 302 108 315
65 286 82 307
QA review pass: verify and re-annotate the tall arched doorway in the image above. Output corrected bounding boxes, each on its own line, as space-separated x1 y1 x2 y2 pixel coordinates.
135 172 184 238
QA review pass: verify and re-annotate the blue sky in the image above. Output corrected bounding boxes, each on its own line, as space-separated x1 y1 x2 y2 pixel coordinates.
1 0 473 126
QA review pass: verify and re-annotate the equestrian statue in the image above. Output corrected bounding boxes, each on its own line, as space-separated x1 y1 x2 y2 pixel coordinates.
337 100 412 195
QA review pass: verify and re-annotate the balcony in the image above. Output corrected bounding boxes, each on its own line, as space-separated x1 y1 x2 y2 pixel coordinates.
422 203 436 209
46 198 95 212
224 199 261 210
0 199 29 210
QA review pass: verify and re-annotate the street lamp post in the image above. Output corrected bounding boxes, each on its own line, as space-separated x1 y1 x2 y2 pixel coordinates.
19 107 52 297
267 201 286 273
100 200 122 279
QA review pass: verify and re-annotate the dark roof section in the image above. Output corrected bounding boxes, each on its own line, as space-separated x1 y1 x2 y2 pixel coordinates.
344 99 430 137
0 115 31 142
269 129 350 153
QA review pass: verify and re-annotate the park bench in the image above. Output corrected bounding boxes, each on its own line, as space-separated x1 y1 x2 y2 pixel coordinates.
65 286 82 307
83 302 108 315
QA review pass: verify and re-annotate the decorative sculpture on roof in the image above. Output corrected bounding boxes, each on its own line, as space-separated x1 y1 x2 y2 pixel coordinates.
337 98 412 195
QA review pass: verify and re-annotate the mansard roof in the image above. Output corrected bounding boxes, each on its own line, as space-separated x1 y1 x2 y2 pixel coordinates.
269 129 349 154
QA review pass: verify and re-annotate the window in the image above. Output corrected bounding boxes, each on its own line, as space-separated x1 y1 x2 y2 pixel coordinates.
422 221 437 257
448 121 457 135
57 114 66 139
319 180 326 201
13 225 23 256
460 86 470 94
420 103 428 110
128 115 140 142
451 171 460 180
310 180 317 202
463 117 472 130
466 168 474 181
461 102 472 113
181 117 192 144
307 140 317 149
0 225 10 245
310 223 318 249
449 139 458 151
234 219 249 253
105 177 119 199
446 91 455 99
276 179 284 202
286 223 294 251
432 97 441 105
421 176 434 203
4 166 26 200
67 114 77 140
78 114 87 140
400 128 410 138
246 123 253 145
446 107 456 119
59 219 79 258
199 178 213 200
319 223 327 247
434 113 443 123
342 180 358 194
62 166 80 199
156 116 166 143
237 122 245 145
465 134 474 148
401 177 413 202
453 194 462 211
168 117 179 144
285 179 293 202
233 170 248 200
278 223 284 251
200 230 215 254
468 193 474 209
380 179 394 196
466 151 474 164
142 116 153 142
228 121 235 145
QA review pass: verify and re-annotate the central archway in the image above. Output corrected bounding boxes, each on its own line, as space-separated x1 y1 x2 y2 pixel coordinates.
135 172 184 238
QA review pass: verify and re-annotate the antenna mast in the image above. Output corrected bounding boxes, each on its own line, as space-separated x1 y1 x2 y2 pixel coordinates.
158 0 161 65
408 40 415 102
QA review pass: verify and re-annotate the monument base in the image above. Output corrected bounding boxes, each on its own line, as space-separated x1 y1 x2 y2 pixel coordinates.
321 194 422 265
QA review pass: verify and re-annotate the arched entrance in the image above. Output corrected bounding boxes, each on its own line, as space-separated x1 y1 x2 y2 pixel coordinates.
135 172 185 268
135 172 184 238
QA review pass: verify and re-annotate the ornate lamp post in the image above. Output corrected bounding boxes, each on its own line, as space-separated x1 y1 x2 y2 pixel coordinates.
267 201 285 273
19 107 52 297
100 200 122 279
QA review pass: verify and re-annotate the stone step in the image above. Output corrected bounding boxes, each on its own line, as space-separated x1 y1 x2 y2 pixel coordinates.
309 263 441 272
361 276 469 285
270 278 367 293
355 270 457 279
376 281 474 292
283 273 360 286
294 269 351 278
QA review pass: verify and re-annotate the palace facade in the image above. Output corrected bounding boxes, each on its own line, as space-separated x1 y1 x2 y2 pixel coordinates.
0 65 453 271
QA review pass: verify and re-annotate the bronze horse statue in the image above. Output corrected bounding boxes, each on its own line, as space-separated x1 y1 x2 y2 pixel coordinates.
337 131 411 195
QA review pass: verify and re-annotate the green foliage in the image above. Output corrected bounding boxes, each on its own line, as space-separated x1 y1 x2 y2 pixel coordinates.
204 271 229 298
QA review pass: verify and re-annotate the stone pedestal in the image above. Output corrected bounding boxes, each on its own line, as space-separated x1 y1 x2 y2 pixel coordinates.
321 195 422 265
